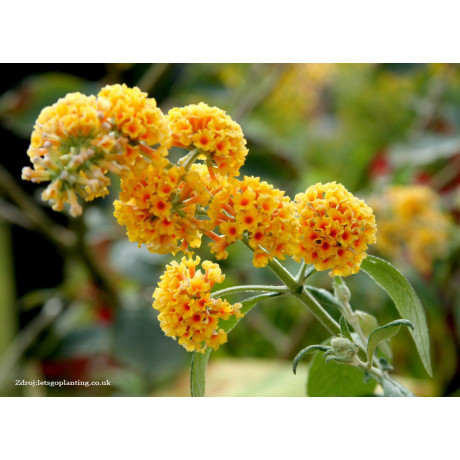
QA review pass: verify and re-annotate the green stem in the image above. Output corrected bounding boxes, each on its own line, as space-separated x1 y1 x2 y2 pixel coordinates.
296 262 315 284
179 149 201 170
189 291 286 397
296 260 306 282
240 238 341 337
231 240 413 396
212 285 289 298
353 357 413 396
334 277 367 343
265 257 299 292
190 348 212 397
294 288 341 337
333 276 382 370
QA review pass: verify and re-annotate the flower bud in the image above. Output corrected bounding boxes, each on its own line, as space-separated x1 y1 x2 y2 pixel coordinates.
333 281 351 304
331 337 359 359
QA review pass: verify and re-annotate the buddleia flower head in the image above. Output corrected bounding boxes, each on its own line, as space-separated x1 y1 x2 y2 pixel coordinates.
153 256 242 352
295 182 377 277
167 103 248 179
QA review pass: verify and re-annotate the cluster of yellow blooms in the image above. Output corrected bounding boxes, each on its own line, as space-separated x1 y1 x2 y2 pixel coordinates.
370 185 450 275
22 84 379 352
207 176 300 267
153 256 242 352
97 84 171 160
295 182 377 276
114 159 213 255
167 103 248 179
22 84 171 216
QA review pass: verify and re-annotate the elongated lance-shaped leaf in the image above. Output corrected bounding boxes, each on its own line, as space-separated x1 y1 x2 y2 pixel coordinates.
355 310 392 358
304 285 343 311
367 319 414 369
190 291 283 396
339 315 353 342
361 256 432 376
292 345 330 374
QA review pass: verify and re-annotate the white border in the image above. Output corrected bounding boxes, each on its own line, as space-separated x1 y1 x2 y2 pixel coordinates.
1 398 458 457
2 1 459 62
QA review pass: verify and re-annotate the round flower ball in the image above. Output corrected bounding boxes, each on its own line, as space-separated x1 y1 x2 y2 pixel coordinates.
295 182 377 276
167 103 248 178
153 256 242 352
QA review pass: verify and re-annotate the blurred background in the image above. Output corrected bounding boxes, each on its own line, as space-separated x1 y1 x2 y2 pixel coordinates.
0 63 459 396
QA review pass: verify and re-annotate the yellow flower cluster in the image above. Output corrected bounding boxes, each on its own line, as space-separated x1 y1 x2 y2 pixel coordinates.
153 256 242 352
22 93 110 216
167 103 248 178
97 83 171 162
22 86 171 216
295 182 377 277
113 158 214 255
370 185 450 275
23 86 384 355
207 176 300 267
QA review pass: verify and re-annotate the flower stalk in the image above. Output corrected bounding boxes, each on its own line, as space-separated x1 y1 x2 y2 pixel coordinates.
179 148 201 170
240 237 341 337
212 285 289 298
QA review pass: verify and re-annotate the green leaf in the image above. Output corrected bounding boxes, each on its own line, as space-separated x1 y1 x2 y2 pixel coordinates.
190 292 281 397
304 285 342 310
190 348 211 397
307 349 377 397
355 310 392 358
292 345 330 374
361 255 432 376
339 315 353 342
355 310 378 335
366 319 414 368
